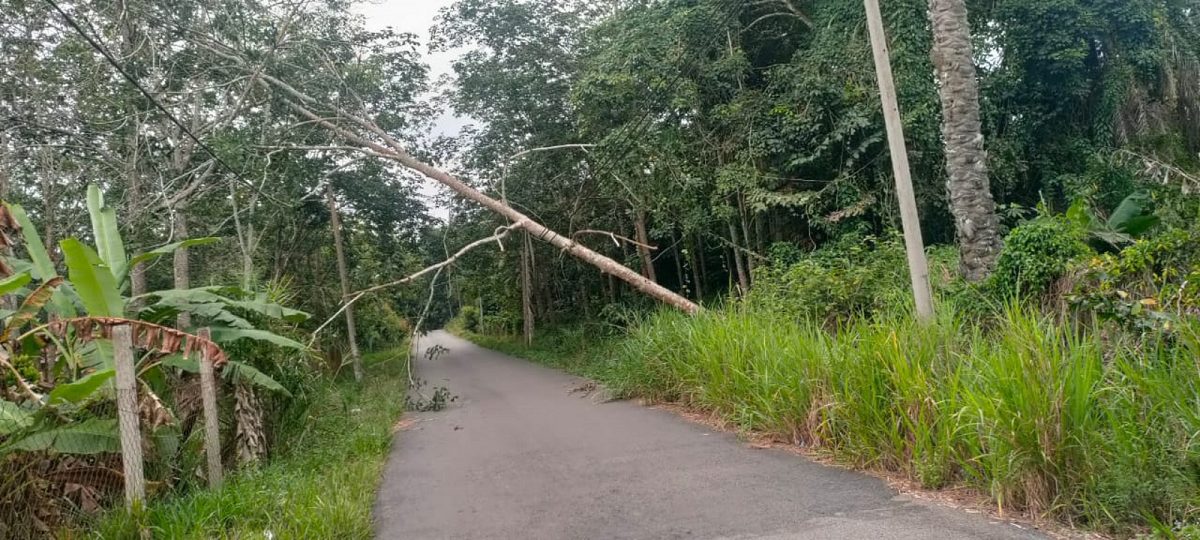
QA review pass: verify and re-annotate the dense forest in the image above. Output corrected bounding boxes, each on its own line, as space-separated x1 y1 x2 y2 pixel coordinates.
1 0 1199 537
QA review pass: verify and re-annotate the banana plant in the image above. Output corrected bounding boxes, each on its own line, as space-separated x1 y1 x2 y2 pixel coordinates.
1 185 309 458
1066 191 1161 251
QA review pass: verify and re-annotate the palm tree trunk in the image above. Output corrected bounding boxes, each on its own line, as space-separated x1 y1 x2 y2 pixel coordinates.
929 0 1002 281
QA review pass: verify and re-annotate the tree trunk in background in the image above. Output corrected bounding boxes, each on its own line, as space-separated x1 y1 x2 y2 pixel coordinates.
692 232 706 300
755 214 767 253
520 233 535 345
235 381 266 466
671 231 686 294
173 207 191 329
326 186 363 383
929 0 1002 281
633 207 657 282
120 8 147 300
738 194 755 278
728 221 749 294
126 132 147 299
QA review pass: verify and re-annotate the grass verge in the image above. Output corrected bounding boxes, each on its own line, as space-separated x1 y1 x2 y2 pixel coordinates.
92 347 409 539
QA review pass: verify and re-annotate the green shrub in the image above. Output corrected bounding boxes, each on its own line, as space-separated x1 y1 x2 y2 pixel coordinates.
991 217 1092 297
748 234 937 323
1070 227 1200 332
459 305 482 332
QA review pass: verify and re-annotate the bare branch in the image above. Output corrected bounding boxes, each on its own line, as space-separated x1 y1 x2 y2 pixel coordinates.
506 144 596 163
573 230 657 251
306 224 522 347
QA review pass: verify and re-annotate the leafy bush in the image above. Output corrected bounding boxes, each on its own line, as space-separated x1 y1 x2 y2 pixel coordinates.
748 234 956 323
990 217 1092 297
1070 228 1200 331
458 305 481 332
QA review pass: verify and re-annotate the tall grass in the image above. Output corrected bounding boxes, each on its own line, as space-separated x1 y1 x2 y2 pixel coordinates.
581 305 1200 533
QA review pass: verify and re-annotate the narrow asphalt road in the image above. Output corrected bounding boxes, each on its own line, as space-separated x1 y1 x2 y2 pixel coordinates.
374 330 1043 540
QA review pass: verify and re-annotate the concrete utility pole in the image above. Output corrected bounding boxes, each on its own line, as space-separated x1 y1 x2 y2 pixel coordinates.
863 0 936 319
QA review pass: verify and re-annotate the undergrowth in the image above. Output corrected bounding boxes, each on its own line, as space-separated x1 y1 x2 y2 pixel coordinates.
91 347 409 539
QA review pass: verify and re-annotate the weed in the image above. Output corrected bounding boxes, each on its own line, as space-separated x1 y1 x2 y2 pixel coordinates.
90 347 410 539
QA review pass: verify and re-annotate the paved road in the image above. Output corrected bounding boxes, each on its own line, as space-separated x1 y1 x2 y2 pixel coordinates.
374 331 1043 540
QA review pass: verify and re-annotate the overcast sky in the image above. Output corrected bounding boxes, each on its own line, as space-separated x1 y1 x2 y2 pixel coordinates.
354 0 470 219
354 0 469 137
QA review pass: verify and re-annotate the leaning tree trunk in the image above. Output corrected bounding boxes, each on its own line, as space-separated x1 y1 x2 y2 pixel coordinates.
929 0 1002 281
260 75 700 314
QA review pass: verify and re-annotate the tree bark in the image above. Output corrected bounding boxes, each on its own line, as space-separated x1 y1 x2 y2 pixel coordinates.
235 381 266 467
738 194 755 279
520 233 535 345
928 0 1002 281
326 185 364 383
671 230 686 294
692 232 706 301
173 206 191 329
633 207 657 282
728 220 749 294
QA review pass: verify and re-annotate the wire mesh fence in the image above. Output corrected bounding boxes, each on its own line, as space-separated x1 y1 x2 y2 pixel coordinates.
0 324 224 539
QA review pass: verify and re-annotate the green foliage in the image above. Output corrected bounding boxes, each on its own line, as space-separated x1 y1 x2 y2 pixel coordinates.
0 401 34 435
747 234 955 323
458 305 482 332
61 238 125 317
1066 190 1162 251
990 217 1092 297
93 346 410 539
1070 228 1200 331
1 418 120 456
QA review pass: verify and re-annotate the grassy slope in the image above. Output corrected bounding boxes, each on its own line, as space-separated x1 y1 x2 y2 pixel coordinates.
455 311 1200 538
93 348 409 540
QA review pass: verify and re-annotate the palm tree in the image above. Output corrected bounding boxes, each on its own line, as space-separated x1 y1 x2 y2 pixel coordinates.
928 0 1002 281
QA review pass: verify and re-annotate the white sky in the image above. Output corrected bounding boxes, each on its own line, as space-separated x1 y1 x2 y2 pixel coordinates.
354 0 471 220
354 0 469 138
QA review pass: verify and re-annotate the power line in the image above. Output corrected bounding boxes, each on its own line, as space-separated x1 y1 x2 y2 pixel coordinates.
43 0 288 207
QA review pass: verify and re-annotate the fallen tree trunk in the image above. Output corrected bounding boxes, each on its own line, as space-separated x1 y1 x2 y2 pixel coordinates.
250 72 700 315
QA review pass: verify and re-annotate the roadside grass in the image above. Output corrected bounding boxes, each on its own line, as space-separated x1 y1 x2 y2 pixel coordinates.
91 347 409 540
457 308 1200 537
450 322 620 379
